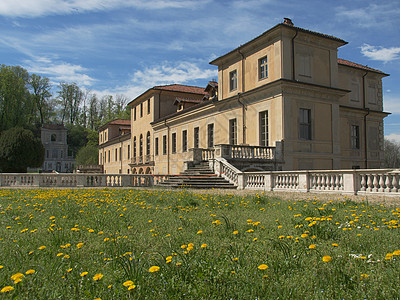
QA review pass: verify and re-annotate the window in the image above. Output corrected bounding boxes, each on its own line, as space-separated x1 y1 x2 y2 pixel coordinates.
119 147 122 161
127 145 130 159
52 149 57 159
229 119 237 145
155 137 159 156
104 152 106 164
351 125 360 149
162 135 167 155
194 127 199 148
105 132 107 141
208 124 214 148
133 137 137 158
108 150 110 162
60 150 63 158
182 130 187 152
259 56 268 80
147 99 151 114
229 70 237 91
46 150 49 158
259 111 269 146
51 134 56 142
115 148 118 161
299 108 311 140
134 106 136 121
298 54 311 77
172 133 177 153
139 134 143 157
146 132 151 156
140 103 143 117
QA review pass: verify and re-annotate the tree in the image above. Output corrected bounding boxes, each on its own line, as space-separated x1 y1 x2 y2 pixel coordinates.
57 82 83 125
384 138 400 168
66 124 87 158
0 127 44 172
0 65 32 131
29 74 52 126
76 144 98 165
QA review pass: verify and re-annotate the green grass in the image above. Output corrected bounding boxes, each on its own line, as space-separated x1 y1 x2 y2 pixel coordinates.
0 188 399 299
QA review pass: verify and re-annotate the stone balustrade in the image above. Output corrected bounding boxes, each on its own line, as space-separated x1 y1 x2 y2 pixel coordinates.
0 173 154 188
213 142 282 161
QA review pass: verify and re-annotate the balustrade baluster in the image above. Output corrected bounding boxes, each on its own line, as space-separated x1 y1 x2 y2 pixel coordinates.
385 175 392 193
360 174 366 191
392 174 399 193
367 174 373 192
379 175 385 192
373 175 379 192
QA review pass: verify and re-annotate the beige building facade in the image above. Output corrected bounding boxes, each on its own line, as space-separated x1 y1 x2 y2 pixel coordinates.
100 19 389 175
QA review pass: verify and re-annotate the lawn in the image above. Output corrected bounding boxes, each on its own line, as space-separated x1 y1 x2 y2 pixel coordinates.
0 188 399 299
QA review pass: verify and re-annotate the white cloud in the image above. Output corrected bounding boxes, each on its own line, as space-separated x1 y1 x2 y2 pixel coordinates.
361 44 400 63
336 4 400 28
385 133 400 143
383 96 400 114
0 0 209 18
104 61 217 100
24 57 96 87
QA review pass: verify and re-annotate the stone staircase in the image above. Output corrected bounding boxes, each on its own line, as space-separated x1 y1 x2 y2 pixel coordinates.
158 162 236 189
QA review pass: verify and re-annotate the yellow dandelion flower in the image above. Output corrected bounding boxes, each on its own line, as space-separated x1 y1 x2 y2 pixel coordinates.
201 244 207 248
10 273 24 281
332 243 339 247
128 284 136 290
393 250 400 256
253 238 258 242
0 265 3 269
123 280 134 287
93 273 103 281
57 253 63 257
301 233 308 238
38 246 46 250
13 278 22 284
197 230 203 234
258 264 268 270
67 268 72 272
361 273 369 279
233 230 239 235
25 269 35 275
176 263 182 266
322 256 332 262
309 244 316 249
232 257 239 261
0 286 14 293
80 272 88 277
149 266 160 273
77 243 84 249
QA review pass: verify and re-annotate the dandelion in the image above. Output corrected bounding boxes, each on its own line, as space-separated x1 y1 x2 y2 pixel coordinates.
197 230 203 234
128 285 136 290
0 286 14 293
77 243 84 249
123 280 134 287
57 253 63 257
149 266 160 273
93 273 103 281
361 274 369 279
322 256 332 262
309 244 316 249
258 264 268 270
0 265 3 269
10 273 24 281
233 230 239 235
393 250 400 256
80 272 88 277
332 243 339 247
25 269 35 275
38 246 46 250
201 243 207 248
67 268 72 272
301 233 308 238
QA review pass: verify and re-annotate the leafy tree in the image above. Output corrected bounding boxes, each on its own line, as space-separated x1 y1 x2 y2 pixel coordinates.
0 127 44 172
76 144 98 165
66 124 87 157
29 74 52 126
384 138 400 168
57 82 83 125
0 65 32 131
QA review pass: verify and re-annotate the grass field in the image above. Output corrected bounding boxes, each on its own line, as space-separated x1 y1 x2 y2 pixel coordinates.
0 188 399 299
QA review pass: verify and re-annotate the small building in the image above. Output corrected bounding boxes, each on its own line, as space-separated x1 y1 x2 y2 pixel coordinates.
41 124 75 172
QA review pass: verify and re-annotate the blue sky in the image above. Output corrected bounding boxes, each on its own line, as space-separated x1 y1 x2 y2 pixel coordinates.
1 0 399 141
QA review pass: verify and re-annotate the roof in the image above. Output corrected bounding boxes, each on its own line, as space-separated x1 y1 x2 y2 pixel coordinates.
42 124 66 130
174 97 203 105
338 58 389 76
98 119 131 131
210 21 347 65
153 84 207 95
127 84 208 106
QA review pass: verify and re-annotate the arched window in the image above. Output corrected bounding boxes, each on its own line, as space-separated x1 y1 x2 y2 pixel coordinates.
139 134 143 157
51 134 56 142
146 132 151 156
133 137 137 158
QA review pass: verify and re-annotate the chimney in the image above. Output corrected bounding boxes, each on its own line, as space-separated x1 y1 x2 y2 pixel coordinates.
283 18 294 26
